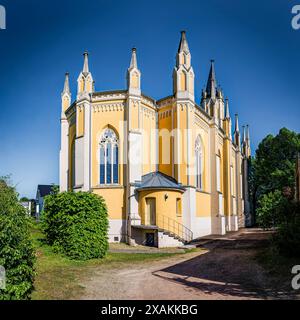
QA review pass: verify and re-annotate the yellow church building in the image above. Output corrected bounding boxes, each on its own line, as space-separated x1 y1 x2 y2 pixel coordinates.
59 31 251 247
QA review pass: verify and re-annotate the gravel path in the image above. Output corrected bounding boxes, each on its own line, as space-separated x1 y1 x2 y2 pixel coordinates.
79 229 298 300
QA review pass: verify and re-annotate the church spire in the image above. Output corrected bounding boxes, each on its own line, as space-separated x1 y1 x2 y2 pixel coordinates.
62 72 70 95
83 51 89 75
129 47 138 69
234 114 241 147
225 98 230 119
206 60 217 99
242 125 246 144
127 47 141 95
223 98 232 139
245 125 251 157
173 31 194 100
178 30 190 54
246 125 250 144
61 72 71 118
77 51 93 97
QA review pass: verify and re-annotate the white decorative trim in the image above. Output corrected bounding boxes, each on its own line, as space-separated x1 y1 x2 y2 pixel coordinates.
92 103 124 112
92 92 127 102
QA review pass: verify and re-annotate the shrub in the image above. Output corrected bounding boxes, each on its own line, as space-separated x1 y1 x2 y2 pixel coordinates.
0 177 35 300
256 190 287 228
272 201 300 257
42 191 109 260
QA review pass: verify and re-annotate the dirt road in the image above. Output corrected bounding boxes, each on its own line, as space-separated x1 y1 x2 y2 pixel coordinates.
79 229 298 300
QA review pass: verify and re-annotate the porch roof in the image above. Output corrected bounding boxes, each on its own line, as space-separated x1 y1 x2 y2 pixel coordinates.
135 171 184 192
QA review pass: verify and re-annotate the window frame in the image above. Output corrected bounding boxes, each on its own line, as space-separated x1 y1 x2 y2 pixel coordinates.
99 128 119 185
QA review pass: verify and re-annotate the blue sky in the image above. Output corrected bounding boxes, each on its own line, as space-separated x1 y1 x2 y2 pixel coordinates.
0 0 299 198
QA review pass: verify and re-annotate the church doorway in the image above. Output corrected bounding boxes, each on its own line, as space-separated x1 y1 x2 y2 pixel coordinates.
145 198 156 225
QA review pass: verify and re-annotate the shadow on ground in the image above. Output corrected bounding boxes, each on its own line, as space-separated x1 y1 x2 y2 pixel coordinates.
153 230 298 300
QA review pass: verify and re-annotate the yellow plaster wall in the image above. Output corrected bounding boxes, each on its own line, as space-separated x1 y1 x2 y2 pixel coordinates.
77 107 84 137
223 138 231 216
142 105 156 175
86 79 93 93
193 120 210 192
158 106 173 177
78 77 84 93
138 189 183 226
90 103 125 187
131 72 139 89
68 121 76 190
195 191 211 217
180 71 187 91
62 96 70 113
130 100 139 130
179 106 188 185
92 188 125 220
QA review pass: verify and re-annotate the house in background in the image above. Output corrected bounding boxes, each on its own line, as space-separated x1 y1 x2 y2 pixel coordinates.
20 200 33 215
36 185 57 220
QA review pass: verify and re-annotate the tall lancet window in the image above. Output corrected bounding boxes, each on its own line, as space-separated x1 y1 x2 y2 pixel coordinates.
195 136 203 190
99 128 119 185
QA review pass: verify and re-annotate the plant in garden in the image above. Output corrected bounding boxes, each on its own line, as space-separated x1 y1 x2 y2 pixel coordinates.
42 191 109 260
252 128 300 209
0 176 35 300
256 190 287 229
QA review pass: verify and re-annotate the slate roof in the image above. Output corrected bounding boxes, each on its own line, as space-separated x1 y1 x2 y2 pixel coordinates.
206 60 217 98
136 172 184 191
37 185 57 198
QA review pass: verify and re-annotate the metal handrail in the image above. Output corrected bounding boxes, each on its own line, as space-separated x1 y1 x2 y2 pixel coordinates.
156 214 193 243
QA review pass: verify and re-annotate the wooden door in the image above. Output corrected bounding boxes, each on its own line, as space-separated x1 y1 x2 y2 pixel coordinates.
145 198 156 225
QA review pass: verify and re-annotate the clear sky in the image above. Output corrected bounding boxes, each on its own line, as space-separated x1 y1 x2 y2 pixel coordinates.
0 0 299 198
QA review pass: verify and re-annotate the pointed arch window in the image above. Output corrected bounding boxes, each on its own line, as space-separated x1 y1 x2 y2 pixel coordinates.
195 136 203 190
99 128 119 185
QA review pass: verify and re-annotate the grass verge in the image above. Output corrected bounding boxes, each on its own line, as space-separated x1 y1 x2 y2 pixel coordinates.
30 221 196 300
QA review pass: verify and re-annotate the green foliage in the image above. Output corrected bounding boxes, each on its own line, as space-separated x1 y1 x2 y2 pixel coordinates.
0 177 35 300
256 190 287 228
20 197 29 202
272 202 300 257
253 128 300 201
42 191 109 260
252 128 300 227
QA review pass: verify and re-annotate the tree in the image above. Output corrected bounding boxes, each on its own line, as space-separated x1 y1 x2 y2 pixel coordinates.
0 177 35 300
256 190 286 228
20 197 29 202
253 128 300 210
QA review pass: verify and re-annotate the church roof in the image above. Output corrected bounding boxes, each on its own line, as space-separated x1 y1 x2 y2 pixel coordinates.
135 171 184 192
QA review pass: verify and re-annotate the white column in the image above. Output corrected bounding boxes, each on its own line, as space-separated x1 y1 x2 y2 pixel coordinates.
83 101 91 191
59 118 69 192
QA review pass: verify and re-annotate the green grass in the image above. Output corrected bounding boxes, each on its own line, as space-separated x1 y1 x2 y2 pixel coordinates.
30 221 195 300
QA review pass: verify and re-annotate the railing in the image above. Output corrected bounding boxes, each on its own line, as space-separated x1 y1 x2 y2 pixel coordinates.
157 215 193 243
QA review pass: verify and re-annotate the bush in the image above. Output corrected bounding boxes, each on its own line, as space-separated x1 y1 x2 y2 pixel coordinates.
272 201 300 257
42 191 109 260
256 190 287 228
0 177 35 300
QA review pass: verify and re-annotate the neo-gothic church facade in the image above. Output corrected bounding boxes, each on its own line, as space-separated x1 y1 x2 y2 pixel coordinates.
59 31 251 247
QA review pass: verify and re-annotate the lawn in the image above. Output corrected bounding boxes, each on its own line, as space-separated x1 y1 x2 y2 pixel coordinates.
30 222 193 300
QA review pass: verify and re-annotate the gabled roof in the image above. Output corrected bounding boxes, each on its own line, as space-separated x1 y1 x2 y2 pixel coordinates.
136 171 184 192
37 185 57 198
